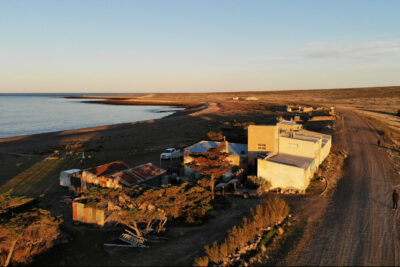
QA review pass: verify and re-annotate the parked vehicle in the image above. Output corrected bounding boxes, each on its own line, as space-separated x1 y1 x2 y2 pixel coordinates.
160 148 182 159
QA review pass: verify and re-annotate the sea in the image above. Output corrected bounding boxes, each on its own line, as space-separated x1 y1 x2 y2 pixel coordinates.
0 93 183 139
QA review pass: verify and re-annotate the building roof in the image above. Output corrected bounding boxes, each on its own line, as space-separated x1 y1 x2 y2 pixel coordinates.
266 153 314 169
112 163 166 186
85 161 130 176
62 169 81 174
297 129 331 139
185 141 248 157
277 120 299 126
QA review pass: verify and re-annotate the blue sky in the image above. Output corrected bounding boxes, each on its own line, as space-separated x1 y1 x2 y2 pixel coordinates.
1 0 399 93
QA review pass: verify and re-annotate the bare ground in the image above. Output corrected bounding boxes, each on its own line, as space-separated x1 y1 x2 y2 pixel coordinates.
284 110 400 266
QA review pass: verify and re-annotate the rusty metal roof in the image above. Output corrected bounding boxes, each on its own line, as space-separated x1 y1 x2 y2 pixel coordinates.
112 163 166 186
86 161 130 176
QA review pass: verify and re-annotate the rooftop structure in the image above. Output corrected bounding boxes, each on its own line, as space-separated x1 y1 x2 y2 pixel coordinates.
115 163 167 187
78 161 166 191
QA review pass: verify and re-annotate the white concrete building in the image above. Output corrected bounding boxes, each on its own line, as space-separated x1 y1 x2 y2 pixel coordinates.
248 121 332 192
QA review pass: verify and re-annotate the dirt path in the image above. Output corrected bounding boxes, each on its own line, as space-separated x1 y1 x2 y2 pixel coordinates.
287 110 399 266
189 102 220 117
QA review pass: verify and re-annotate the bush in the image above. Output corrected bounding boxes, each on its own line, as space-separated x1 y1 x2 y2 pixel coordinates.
206 131 224 141
194 195 290 265
0 208 61 266
193 256 209 267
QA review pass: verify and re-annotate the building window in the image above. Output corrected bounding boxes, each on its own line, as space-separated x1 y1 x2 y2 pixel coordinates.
258 144 266 150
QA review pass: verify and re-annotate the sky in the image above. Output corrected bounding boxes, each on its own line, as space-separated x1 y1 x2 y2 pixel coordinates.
0 0 399 93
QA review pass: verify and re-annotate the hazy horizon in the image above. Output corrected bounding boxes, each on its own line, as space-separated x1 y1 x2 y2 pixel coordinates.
1 84 399 95
1 0 399 93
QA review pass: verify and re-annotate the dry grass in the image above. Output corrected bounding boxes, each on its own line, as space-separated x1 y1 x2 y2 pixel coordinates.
316 146 348 196
194 195 289 266
0 196 61 265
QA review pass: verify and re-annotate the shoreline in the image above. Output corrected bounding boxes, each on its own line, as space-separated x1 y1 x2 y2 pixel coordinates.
0 101 206 144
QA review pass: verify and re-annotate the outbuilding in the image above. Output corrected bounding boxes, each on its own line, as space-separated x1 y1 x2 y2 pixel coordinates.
59 169 81 188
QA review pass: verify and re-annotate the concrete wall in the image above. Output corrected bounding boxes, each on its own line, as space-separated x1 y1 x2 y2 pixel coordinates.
257 159 312 191
248 125 278 153
248 125 278 172
278 136 321 169
321 138 332 162
277 122 303 132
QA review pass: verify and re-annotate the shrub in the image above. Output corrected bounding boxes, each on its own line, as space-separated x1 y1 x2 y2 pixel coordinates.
193 256 209 267
0 208 61 266
194 195 290 265
206 131 224 141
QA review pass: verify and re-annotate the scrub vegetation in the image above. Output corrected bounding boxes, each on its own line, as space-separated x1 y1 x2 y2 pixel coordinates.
193 196 289 266
83 182 213 238
0 191 61 266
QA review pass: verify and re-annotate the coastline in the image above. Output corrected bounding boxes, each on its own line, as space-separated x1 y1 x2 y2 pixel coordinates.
0 101 206 144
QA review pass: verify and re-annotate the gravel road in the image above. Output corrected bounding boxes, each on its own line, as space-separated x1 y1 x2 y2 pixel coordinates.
288 110 399 266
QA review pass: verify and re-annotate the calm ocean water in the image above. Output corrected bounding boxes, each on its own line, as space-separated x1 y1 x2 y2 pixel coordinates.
0 94 182 139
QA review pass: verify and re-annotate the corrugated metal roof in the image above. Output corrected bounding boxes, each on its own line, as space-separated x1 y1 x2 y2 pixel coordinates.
185 141 248 156
86 161 130 176
112 163 166 186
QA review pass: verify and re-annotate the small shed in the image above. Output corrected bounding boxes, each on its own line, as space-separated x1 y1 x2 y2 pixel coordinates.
72 198 106 226
60 169 81 187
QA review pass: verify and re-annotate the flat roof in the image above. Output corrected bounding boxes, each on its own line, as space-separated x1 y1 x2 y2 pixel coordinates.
297 129 331 140
266 153 314 169
280 134 319 143
277 120 300 126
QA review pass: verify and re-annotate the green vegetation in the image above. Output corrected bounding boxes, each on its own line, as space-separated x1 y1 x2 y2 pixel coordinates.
194 196 289 266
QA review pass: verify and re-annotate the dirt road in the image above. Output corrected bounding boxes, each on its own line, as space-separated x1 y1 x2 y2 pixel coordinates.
287 110 399 266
